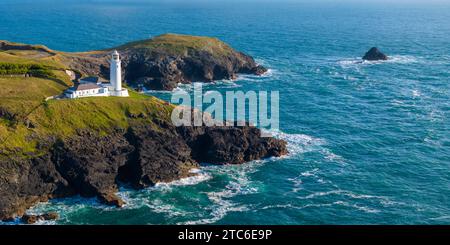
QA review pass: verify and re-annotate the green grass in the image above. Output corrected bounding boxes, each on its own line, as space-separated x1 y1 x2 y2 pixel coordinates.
0 49 68 69
0 63 58 79
0 67 173 157
0 36 190 157
116 33 235 57
0 79 174 157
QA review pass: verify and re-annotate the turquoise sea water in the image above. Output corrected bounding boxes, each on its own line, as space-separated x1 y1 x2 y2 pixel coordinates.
1 0 449 224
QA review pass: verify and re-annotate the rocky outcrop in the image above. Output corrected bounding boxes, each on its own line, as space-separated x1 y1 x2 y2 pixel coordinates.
21 212 59 224
0 40 54 54
62 34 267 91
362 47 388 61
0 34 284 223
121 48 266 91
0 121 287 222
177 125 287 165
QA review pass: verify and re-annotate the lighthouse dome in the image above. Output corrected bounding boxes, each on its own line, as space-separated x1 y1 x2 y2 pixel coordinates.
112 50 120 60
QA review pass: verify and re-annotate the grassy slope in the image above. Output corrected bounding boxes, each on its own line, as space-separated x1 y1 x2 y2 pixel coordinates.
115 33 235 57
0 48 173 158
0 34 235 157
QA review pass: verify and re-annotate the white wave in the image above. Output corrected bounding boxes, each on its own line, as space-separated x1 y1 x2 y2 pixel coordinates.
180 191 250 225
210 79 242 88
321 148 346 163
338 55 419 68
151 80 243 95
264 129 347 164
267 129 326 157
117 168 212 209
390 99 408 107
287 176 303 193
23 195 107 224
300 190 343 199
429 215 450 221
178 163 261 224
20 168 212 223
333 201 380 213
386 55 419 64
144 199 193 219
337 58 364 67
296 189 398 207
301 168 320 177
259 203 334 211
237 68 277 82
412 89 421 98
260 68 275 78
259 200 379 213
155 168 212 188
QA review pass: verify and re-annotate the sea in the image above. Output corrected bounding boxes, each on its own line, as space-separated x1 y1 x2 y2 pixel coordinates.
0 0 449 224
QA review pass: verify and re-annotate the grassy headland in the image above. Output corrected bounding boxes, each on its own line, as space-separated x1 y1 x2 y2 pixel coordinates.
0 43 173 158
115 33 234 57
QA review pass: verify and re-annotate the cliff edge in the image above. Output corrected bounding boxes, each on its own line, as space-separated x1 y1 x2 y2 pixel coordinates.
0 35 286 221
62 33 268 90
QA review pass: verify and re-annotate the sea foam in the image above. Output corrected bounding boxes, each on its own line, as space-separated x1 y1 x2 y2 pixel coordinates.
338 55 420 68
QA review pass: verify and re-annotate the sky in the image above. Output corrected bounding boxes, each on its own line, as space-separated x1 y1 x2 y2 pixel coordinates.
1 0 449 4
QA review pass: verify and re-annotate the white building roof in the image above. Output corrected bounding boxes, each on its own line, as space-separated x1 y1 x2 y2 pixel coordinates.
73 83 102 91
79 76 108 84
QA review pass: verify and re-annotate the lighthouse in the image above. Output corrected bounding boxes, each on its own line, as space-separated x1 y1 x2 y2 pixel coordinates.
108 50 128 97
110 50 122 91
64 50 129 99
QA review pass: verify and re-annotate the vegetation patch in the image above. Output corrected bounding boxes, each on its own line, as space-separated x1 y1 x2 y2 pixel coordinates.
116 33 234 57
0 62 57 79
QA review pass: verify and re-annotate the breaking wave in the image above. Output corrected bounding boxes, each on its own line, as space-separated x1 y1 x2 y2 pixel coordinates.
338 55 420 68
178 163 262 224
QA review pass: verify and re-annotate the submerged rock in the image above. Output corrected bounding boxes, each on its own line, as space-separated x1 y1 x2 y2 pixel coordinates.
362 47 388 61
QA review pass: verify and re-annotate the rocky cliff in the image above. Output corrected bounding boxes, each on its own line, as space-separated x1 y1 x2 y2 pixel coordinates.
362 47 388 61
0 35 285 222
0 120 286 221
62 34 267 90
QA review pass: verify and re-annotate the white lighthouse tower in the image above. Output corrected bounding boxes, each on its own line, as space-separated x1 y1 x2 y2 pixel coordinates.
109 50 128 97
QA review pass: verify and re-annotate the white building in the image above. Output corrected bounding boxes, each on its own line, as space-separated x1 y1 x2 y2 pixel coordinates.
64 82 108 99
65 50 129 99
108 50 129 97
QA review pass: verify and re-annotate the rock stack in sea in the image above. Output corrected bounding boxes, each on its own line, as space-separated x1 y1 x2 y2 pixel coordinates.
362 47 388 61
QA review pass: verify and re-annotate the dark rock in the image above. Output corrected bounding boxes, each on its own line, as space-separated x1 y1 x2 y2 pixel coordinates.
178 126 288 164
362 47 388 61
98 193 124 207
63 35 268 91
252 65 268 76
20 212 58 224
120 122 198 188
21 214 39 224
41 212 59 220
0 121 287 220
0 154 72 221
51 130 134 199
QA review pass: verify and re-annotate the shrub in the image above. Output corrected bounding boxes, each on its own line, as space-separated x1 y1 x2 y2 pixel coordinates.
0 63 55 79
